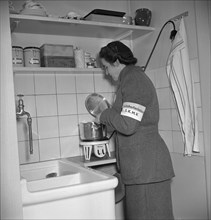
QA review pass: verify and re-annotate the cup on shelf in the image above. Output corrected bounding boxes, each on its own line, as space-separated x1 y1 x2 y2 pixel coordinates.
122 16 133 25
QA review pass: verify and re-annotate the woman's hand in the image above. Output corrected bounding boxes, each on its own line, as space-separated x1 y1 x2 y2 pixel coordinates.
94 113 101 123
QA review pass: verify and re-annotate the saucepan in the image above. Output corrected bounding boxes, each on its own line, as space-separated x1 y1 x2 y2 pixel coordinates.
79 93 114 141
79 121 107 141
79 121 115 141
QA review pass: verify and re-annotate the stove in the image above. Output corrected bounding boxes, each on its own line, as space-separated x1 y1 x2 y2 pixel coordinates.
80 140 111 160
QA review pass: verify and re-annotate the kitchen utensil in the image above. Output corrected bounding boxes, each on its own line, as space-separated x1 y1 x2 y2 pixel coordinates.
85 93 110 117
134 8 152 26
79 122 107 141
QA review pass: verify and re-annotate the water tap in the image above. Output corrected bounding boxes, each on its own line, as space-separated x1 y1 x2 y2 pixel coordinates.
16 94 33 154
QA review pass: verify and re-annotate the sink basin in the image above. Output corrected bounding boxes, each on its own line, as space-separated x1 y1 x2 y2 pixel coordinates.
20 159 118 219
20 160 81 192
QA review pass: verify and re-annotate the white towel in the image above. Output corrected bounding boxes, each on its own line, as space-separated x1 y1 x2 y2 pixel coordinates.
166 18 199 156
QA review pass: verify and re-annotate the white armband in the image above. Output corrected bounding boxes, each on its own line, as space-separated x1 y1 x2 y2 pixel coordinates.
121 102 146 122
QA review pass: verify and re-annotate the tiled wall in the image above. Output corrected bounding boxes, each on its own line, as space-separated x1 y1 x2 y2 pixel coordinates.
14 70 116 164
145 57 204 156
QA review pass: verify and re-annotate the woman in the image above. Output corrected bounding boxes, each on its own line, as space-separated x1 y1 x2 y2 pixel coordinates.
97 41 175 220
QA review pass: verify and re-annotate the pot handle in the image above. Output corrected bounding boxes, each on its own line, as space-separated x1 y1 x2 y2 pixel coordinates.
92 122 101 129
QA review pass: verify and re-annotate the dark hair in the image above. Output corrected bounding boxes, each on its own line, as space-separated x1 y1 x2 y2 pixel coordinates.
99 41 137 65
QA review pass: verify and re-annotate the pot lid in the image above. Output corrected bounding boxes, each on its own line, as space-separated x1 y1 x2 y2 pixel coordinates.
85 93 110 117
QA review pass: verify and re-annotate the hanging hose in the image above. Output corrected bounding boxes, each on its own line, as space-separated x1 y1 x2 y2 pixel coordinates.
143 20 177 71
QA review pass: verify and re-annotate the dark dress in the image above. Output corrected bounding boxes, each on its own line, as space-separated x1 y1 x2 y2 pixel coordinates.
100 65 175 219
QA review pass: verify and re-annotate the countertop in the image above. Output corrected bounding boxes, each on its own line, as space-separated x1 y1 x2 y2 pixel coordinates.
64 151 116 167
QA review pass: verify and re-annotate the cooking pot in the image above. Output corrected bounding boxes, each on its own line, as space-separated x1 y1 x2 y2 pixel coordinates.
79 122 107 141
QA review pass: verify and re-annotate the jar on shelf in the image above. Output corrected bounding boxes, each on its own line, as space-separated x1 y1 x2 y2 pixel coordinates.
12 46 24 67
134 8 152 26
24 47 40 67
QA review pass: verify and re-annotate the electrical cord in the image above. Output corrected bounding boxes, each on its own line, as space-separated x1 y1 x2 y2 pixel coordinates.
143 20 177 71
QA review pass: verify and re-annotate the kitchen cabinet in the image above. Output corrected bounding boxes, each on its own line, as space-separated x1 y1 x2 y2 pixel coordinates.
10 13 155 74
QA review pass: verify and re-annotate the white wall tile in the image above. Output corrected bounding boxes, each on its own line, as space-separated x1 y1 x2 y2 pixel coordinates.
157 88 171 109
172 131 184 154
57 94 77 115
77 93 89 114
171 109 180 131
39 138 60 161
37 117 59 139
159 130 173 152
197 132 204 156
59 115 78 136
36 95 57 116
159 109 172 130
18 140 39 164
60 136 80 158
56 74 76 94
76 74 94 93
155 67 169 88
146 69 156 87
14 74 35 95
34 74 56 94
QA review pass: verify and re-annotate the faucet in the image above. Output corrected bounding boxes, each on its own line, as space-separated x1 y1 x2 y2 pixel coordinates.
16 94 33 154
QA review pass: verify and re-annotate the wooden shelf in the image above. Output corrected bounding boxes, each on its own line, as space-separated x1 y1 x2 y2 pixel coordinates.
10 14 155 40
13 66 103 73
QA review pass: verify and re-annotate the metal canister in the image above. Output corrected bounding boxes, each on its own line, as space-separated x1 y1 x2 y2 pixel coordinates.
12 46 24 67
24 47 40 67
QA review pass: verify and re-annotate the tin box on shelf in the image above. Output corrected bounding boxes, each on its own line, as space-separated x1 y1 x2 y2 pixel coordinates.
40 44 75 67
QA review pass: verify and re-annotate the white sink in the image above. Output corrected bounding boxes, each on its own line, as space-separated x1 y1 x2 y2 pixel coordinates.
20 159 118 219
20 160 81 192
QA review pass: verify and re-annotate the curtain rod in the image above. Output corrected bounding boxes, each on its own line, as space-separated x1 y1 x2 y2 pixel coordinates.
168 11 188 21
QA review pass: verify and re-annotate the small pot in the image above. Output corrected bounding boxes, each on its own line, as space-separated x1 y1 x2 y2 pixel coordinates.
79 122 107 141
